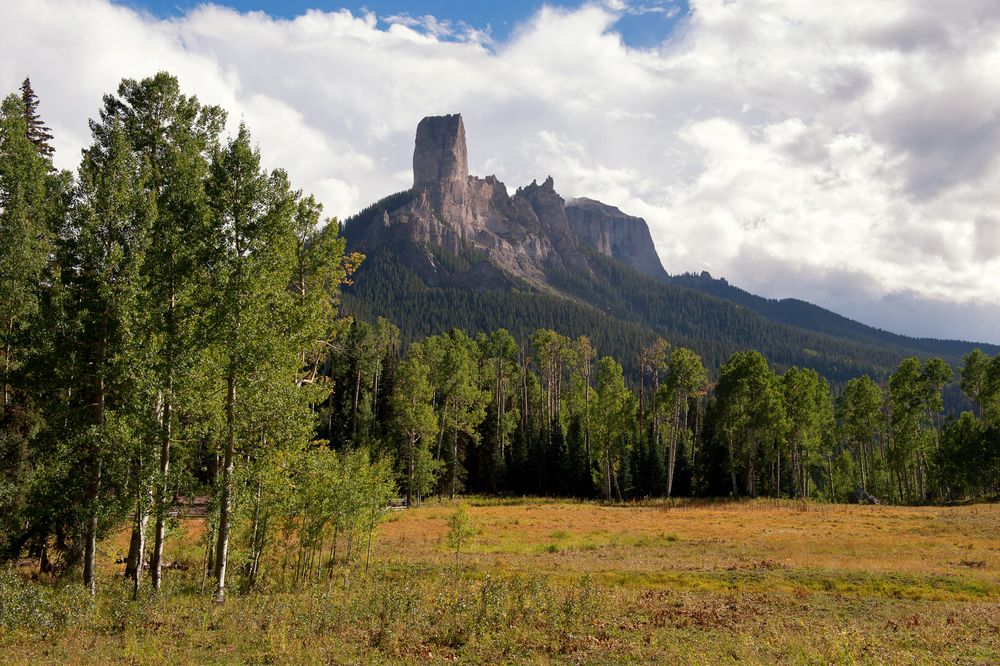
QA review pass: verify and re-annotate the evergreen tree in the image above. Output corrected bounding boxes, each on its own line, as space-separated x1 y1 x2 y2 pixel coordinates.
20 78 54 160
0 92 61 562
0 93 51 418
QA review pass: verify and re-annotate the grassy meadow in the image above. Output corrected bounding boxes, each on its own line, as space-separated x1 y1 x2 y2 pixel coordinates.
2 499 999 664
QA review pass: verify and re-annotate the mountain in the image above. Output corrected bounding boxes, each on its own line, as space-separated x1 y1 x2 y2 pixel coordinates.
345 114 589 293
666 271 999 361
341 114 997 383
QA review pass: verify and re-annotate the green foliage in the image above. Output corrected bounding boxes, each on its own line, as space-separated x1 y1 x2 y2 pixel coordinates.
446 503 478 567
714 351 786 498
421 330 489 498
392 341 440 504
0 90 60 559
593 356 636 499
659 346 708 496
0 567 88 631
782 367 833 499
961 348 1000 425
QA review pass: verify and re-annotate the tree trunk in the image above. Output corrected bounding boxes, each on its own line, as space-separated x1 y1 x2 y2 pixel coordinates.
791 442 800 499
214 373 237 603
406 432 415 506
728 435 738 497
371 367 380 439
496 359 503 460
666 394 682 497
201 523 215 593
83 458 101 597
365 513 375 574
126 494 151 598
603 438 612 499
351 364 361 438
691 397 701 492
450 431 459 499
584 372 591 485
2 316 12 412
776 439 781 498
859 441 868 493
638 362 645 418
151 385 172 591
83 307 109 595
828 454 836 502
243 480 263 592
916 449 926 501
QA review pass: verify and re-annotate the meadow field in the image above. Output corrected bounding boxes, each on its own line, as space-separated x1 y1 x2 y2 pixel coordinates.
2 499 998 664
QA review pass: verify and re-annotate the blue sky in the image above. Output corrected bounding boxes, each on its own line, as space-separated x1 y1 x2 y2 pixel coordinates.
116 0 690 46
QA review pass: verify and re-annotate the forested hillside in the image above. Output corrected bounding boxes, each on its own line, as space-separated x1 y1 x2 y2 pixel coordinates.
670 271 1000 361
343 217 988 386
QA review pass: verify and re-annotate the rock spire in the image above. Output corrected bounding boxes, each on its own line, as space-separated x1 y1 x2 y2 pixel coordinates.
413 113 468 188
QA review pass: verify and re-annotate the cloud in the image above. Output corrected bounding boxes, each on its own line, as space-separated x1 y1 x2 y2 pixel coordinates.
1 0 999 344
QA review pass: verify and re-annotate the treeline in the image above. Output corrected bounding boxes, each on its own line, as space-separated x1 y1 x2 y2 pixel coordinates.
327 319 999 504
0 74 393 599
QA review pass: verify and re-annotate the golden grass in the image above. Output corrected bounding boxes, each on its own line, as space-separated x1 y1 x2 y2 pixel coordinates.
380 499 1000 598
2 499 998 664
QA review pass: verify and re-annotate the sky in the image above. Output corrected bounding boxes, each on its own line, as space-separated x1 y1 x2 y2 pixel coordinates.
116 0 690 46
2 0 999 344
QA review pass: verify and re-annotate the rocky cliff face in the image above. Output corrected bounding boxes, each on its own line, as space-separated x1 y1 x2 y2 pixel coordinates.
345 114 666 293
565 198 667 281
413 114 468 188
347 114 594 291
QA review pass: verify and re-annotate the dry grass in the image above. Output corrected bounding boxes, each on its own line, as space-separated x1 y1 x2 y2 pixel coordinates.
381 499 1000 598
2 499 998 664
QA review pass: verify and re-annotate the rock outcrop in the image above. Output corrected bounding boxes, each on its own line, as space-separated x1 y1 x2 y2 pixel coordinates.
347 114 593 291
413 114 468 188
345 114 671 295
565 197 667 281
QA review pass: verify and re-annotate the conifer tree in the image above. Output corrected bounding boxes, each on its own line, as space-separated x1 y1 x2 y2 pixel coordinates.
19 78 54 160
0 92 58 560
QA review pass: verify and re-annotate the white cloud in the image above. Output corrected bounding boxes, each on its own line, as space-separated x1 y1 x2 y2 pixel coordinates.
1 0 999 343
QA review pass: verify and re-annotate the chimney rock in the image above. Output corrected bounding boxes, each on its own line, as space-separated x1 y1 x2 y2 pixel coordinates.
413 114 468 189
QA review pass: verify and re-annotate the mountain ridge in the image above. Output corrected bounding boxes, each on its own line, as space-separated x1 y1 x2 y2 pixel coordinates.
341 114 997 382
